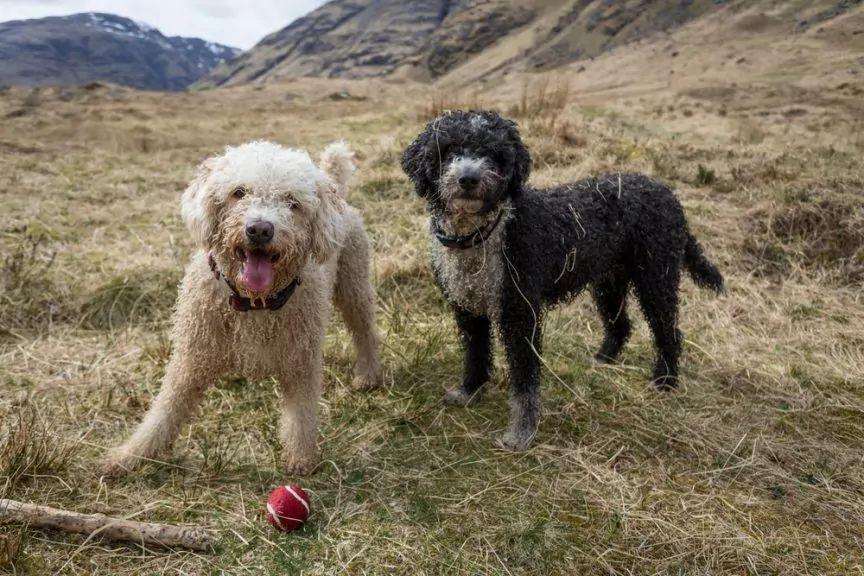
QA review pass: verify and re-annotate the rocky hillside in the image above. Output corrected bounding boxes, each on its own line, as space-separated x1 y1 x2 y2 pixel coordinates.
200 0 722 86
0 13 240 91
201 0 864 87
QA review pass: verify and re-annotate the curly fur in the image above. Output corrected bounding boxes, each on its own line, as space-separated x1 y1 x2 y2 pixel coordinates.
402 110 723 451
103 140 381 476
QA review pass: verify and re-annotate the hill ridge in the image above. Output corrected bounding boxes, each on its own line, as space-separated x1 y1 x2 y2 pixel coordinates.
0 12 240 90
200 0 864 88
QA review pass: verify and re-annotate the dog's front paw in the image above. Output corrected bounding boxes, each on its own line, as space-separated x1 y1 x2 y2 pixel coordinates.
496 430 534 452
351 373 379 392
443 386 482 407
497 392 540 451
651 373 678 391
98 458 127 478
98 450 139 478
590 353 616 365
351 354 381 392
283 453 319 477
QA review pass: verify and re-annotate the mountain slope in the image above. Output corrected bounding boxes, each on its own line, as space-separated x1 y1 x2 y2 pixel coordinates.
200 0 727 87
203 0 449 85
201 0 864 88
0 13 240 90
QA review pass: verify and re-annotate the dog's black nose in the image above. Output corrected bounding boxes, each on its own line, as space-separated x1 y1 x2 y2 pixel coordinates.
458 174 480 190
245 221 274 245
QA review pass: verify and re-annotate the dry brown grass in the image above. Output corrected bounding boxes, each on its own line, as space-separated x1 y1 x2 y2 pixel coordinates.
420 91 486 120
0 65 862 575
1 408 74 496
744 187 864 284
0 231 66 338
0 526 26 571
509 77 571 121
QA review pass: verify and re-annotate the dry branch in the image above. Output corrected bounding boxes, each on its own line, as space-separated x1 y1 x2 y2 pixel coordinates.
0 499 213 551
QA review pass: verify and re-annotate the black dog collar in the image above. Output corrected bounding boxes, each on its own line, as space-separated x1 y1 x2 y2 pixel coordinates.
208 253 301 312
432 210 504 250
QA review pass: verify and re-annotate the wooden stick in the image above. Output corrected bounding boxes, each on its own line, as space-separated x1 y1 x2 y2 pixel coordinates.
0 499 213 551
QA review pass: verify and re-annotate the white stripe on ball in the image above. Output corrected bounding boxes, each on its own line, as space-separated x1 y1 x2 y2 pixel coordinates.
283 485 309 514
266 502 286 530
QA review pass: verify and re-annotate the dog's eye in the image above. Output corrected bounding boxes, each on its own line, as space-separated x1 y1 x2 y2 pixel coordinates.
232 187 247 199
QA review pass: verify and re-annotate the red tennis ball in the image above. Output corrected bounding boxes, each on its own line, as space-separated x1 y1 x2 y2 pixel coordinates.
266 484 310 532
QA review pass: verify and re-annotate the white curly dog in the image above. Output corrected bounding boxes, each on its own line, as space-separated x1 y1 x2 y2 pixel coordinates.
103 140 381 476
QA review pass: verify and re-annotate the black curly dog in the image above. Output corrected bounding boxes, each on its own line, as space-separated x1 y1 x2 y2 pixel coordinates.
401 110 724 450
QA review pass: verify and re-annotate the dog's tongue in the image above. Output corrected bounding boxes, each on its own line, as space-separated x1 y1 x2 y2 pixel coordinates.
242 251 274 294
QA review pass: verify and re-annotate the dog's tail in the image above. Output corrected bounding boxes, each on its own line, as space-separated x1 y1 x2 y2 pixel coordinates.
321 141 355 199
684 230 724 293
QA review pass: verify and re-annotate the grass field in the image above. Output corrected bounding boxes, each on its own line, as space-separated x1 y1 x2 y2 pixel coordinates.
0 65 863 575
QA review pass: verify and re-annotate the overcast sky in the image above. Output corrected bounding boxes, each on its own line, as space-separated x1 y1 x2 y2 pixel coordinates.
0 0 328 49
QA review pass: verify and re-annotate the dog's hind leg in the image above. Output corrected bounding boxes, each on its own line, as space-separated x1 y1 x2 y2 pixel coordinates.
632 262 682 390
334 221 381 391
444 309 492 406
591 276 632 363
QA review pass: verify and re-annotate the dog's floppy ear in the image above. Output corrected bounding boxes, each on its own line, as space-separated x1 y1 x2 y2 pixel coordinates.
180 157 218 247
506 119 531 196
401 129 433 198
309 172 346 263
